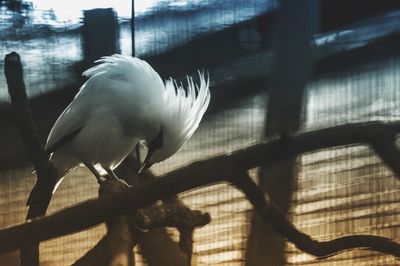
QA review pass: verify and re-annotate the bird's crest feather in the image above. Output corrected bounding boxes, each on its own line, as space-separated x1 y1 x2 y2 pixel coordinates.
163 71 210 146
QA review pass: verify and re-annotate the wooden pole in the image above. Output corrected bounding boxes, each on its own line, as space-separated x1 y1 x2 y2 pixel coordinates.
246 1 320 265
131 0 135 56
82 8 120 65
4 52 58 266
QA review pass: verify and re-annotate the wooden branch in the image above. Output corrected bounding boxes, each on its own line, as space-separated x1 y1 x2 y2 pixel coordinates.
0 126 399 260
72 216 135 266
74 171 210 265
0 121 399 259
116 155 210 265
368 127 400 177
73 155 199 266
135 229 187 266
231 172 400 258
4 52 58 215
137 202 210 230
122 154 208 265
4 52 58 266
179 228 194 266
73 179 135 266
137 198 210 266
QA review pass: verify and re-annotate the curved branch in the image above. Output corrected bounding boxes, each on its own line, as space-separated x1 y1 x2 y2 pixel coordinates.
231 172 400 258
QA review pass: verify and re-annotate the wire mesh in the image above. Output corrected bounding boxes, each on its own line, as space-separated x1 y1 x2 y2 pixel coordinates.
0 1 400 265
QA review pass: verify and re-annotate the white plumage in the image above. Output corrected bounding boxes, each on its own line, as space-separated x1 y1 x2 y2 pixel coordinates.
45 54 210 189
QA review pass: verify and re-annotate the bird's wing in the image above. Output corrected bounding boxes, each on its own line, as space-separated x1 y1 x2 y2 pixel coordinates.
47 55 165 152
45 100 86 153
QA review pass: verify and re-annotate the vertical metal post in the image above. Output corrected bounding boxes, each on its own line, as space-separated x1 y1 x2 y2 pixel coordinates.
82 8 120 65
131 0 135 56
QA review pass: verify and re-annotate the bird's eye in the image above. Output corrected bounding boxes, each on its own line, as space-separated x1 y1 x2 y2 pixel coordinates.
149 127 163 150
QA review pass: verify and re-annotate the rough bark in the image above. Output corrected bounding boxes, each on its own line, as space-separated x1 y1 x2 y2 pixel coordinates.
73 156 210 266
4 52 58 266
73 176 209 266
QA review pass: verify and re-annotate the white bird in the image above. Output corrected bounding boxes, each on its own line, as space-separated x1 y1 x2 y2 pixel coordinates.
40 54 210 193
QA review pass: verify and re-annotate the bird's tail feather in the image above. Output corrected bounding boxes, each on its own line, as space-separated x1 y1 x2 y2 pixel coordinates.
26 152 77 207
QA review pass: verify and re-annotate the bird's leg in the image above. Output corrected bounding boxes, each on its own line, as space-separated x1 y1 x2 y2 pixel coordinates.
135 144 141 165
83 162 105 184
104 167 120 181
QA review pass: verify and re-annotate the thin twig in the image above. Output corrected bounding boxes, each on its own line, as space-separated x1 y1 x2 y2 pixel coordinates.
4 52 58 266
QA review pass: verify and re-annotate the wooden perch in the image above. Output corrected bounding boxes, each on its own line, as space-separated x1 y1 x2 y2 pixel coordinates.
73 173 210 266
137 196 210 266
4 52 58 266
73 215 134 266
0 120 400 259
73 154 205 266
122 154 209 265
73 179 136 266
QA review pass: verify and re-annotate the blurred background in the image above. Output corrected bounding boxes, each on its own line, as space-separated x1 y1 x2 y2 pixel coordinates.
1 0 400 265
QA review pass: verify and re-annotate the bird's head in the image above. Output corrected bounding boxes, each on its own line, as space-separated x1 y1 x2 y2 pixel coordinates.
138 126 184 173
138 71 210 173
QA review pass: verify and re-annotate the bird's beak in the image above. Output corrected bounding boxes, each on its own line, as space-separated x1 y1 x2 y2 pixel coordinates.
138 148 155 174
